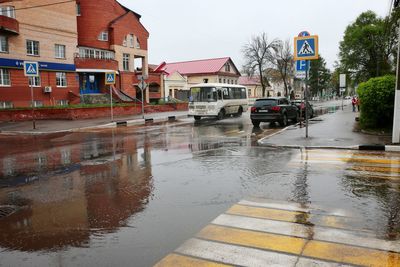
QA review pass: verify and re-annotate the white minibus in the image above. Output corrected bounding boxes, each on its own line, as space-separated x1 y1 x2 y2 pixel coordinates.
188 83 248 120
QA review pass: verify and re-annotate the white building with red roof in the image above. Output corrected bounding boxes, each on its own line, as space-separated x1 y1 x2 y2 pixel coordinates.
154 57 241 100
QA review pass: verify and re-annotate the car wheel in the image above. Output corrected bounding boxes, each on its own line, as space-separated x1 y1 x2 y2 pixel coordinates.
194 116 201 121
252 120 260 127
217 109 225 120
279 113 288 127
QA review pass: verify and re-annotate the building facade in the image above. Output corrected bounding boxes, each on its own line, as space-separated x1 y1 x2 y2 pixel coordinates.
76 0 150 102
0 0 79 108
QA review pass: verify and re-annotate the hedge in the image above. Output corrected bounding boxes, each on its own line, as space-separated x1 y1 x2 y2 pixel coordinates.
357 75 396 129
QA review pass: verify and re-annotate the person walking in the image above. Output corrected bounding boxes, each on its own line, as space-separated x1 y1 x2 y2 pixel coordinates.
356 97 360 112
351 96 357 112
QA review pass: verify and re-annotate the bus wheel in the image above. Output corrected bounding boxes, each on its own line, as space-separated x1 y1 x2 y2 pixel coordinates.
194 116 201 121
217 110 225 120
236 107 243 117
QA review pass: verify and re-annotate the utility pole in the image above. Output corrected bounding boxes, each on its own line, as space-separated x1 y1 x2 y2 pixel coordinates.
392 17 400 143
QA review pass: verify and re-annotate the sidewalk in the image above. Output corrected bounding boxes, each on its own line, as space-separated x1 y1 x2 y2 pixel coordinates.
0 111 189 135
259 105 395 149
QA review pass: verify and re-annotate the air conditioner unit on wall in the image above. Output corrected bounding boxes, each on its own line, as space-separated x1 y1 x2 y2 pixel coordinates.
44 86 52 93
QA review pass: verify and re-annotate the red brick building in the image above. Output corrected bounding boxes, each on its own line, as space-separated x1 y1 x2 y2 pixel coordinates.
75 0 151 102
0 0 79 108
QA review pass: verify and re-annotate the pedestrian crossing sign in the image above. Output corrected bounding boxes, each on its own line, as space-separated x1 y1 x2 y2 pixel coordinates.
23 61 39 77
105 72 116 85
294 35 318 60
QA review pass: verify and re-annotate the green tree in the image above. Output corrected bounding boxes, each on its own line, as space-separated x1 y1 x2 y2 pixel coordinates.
338 10 400 84
308 55 331 97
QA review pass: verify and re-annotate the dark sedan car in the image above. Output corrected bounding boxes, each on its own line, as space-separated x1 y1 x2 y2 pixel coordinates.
250 97 299 127
291 100 314 119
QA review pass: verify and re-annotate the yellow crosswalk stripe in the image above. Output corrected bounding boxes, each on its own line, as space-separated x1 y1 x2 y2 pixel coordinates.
350 165 400 174
293 156 400 165
197 225 400 266
197 225 306 255
227 204 360 231
303 240 400 266
154 253 231 267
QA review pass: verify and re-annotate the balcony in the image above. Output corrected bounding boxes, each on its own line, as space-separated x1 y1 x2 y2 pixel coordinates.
75 57 118 70
0 15 19 34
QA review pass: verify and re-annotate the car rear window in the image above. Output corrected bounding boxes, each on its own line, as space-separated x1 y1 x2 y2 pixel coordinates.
254 99 277 107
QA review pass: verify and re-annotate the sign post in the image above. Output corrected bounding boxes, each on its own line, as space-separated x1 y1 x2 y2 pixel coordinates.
105 72 116 121
23 61 39 129
339 74 346 111
294 33 319 138
137 75 148 119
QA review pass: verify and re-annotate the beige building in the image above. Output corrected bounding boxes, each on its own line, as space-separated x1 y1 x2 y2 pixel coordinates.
154 57 241 100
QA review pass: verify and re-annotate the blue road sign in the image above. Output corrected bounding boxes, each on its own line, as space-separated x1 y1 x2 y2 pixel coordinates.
105 72 116 85
23 61 39 77
294 35 319 60
298 31 310 37
296 60 310 72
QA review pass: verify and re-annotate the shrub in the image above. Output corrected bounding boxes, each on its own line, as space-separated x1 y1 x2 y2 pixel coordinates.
357 75 396 128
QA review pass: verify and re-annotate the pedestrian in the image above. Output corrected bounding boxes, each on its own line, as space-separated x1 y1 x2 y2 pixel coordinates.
351 96 356 112
356 97 360 112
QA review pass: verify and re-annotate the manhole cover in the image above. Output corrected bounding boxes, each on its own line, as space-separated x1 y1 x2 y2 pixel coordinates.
0 205 18 219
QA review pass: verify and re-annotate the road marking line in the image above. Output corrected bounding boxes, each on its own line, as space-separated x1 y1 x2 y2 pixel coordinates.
212 214 400 253
240 198 352 217
197 224 306 255
228 204 364 231
350 165 400 174
292 156 400 165
197 225 400 266
303 240 400 266
154 252 231 267
176 238 299 267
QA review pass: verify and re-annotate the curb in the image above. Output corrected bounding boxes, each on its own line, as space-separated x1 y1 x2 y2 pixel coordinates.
258 143 400 152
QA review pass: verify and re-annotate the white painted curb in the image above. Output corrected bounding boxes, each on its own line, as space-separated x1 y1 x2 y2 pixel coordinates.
126 119 145 126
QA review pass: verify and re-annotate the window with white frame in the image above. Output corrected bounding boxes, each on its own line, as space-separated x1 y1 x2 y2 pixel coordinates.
32 100 43 108
129 34 134 48
26 40 39 56
55 44 66 59
0 36 8 53
56 72 67 87
98 31 108 41
0 69 10 86
136 37 140 49
29 76 41 87
0 101 13 109
76 3 81 16
0 6 15 18
225 63 230 72
79 47 114 60
123 54 130 71
57 100 69 106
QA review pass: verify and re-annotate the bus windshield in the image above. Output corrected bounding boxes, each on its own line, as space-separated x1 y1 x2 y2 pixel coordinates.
190 87 218 102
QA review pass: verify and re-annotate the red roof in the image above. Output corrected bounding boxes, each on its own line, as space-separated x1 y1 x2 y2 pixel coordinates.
155 57 233 75
238 76 261 86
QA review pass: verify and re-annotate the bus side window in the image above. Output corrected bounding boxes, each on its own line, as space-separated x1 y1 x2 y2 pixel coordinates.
222 87 230 99
218 90 222 100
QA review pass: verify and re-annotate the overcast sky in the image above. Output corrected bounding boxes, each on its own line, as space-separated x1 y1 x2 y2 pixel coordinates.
119 0 390 71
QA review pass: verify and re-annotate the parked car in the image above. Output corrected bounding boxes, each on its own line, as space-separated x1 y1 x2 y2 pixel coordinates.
250 97 299 127
291 100 314 119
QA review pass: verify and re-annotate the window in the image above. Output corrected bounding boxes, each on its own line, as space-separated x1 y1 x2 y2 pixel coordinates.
136 37 141 48
219 78 222 83
32 101 43 108
57 100 69 106
203 78 208 83
26 40 39 56
0 101 13 109
0 36 8 53
79 47 115 59
98 31 108 41
29 76 41 87
55 44 66 59
0 69 10 86
123 53 130 71
76 3 81 16
56 72 67 87
0 6 15 18
129 34 134 48
225 63 230 72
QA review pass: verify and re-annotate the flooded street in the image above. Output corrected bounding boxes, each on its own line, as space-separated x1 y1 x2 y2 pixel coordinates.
0 114 399 266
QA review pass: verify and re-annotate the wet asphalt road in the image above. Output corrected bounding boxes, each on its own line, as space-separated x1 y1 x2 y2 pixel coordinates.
0 111 399 266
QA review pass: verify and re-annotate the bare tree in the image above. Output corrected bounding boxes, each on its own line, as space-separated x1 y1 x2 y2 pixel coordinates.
270 39 294 97
242 33 278 97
